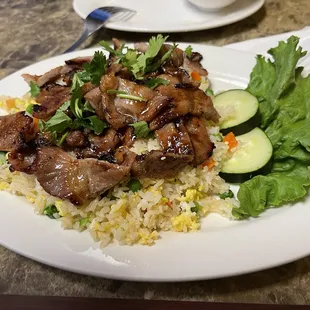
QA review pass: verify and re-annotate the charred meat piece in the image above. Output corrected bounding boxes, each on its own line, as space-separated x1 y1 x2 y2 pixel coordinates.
119 126 135 148
188 51 203 62
65 130 86 148
185 116 214 165
22 66 63 88
150 85 219 130
161 44 184 68
32 85 71 120
139 95 172 122
65 56 92 66
100 74 156 129
8 149 37 174
183 54 208 77
134 42 148 53
35 147 131 205
162 64 191 84
131 150 193 179
0 112 37 152
34 131 55 148
81 128 120 158
115 147 136 167
84 87 103 117
156 120 193 155
82 82 97 96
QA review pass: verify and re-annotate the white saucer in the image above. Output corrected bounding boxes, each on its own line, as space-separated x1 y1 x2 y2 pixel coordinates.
73 0 265 33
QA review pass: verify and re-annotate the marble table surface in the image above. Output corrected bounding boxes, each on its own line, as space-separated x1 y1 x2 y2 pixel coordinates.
1 0 310 304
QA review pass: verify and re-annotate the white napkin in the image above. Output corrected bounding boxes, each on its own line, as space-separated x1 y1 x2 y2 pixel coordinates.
224 26 310 73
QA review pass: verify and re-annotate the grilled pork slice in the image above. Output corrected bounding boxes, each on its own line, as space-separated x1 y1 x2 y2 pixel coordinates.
22 57 92 89
22 66 63 88
183 52 208 77
131 150 193 179
35 147 131 205
155 120 193 155
32 85 71 119
0 112 37 152
100 74 156 129
184 117 214 165
81 129 120 158
8 149 37 174
84 87 103 119
65 130 86 148
139 95 172 122
150 85 219 130
65 56 92 66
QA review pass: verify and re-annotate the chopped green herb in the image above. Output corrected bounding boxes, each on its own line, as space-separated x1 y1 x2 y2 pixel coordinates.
82 51 108 85
107 89 127 95
29 81 40 97
191 201 201 213
43 205 59 219
100 35 176 79
44 111 72 133
70 76 84 118
129 121 151 138
38 120 45 132
127 179 142 192
220 190 234 200
56 131 69 146
205 88 214 96
107 89 145 101
76 70 91 83
117 93 146 102
86 115 108 135
100 40 122 55
58 101 71 112
79 218 90 228
72 98 83 119
144 78 169 89
71 73 84 91
0 152 7 165
83 101 95 113
25 104 34 116
185 45 193 58
109 195 117 200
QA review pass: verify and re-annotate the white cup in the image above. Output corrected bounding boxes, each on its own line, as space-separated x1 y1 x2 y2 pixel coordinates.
188 0 236 11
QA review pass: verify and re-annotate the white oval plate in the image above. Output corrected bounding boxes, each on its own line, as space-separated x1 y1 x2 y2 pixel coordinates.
73 0 265 33
0 44 309 282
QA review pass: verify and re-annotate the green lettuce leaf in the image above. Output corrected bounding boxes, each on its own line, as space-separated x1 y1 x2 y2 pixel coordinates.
246 36 306 128
234 36 310 219
233 162 310 219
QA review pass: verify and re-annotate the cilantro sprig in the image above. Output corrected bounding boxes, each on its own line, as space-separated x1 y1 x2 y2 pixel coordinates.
185 45 193 58
100 35 177 79
75 51 107 86
129 121 151 138
144 78 169 89
29 81 40 98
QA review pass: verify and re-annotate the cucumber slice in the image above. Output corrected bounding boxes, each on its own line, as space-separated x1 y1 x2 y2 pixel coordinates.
213 89 260 136
220 127 273 183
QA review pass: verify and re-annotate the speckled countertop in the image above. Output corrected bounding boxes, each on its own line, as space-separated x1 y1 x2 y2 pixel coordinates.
1 0 310 304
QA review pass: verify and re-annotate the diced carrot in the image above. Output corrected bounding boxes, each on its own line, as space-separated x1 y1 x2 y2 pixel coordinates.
191 71 201 82
202 158 216 169
166 201 173 208
33 117 39 129
223 132 238 151
6 99 16 110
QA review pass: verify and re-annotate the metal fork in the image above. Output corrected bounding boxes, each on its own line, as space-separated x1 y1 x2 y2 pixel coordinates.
64 6 136 53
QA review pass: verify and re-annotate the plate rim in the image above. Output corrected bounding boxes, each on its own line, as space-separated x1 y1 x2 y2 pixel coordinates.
72 0 265 33
1 43 310 282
